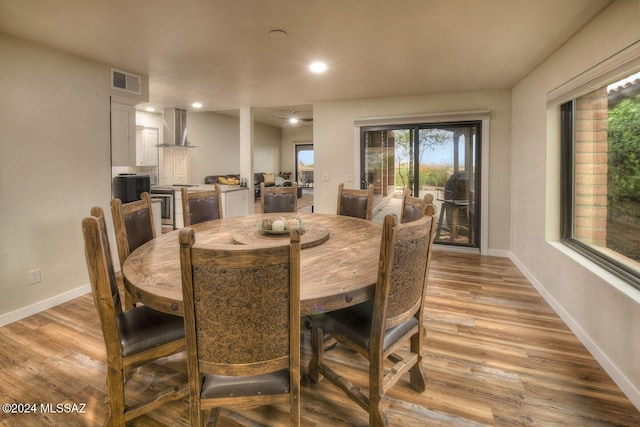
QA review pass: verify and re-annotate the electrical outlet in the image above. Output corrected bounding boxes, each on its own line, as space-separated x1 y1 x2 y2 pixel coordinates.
346 174 355 183
28 269 41 285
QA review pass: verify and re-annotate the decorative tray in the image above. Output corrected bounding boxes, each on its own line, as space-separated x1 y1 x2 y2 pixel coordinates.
256 221 305 235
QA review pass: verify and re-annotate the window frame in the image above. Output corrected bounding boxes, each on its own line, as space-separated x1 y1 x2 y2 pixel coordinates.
359 120 483 248
560 99 640 290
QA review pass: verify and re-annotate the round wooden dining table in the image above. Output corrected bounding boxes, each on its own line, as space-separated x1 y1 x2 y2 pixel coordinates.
122 213 382 316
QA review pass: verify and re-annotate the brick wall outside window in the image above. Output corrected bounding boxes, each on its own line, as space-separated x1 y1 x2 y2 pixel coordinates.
574 88 608 246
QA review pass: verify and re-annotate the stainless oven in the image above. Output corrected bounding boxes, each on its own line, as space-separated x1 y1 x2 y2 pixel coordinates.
150 189 174 228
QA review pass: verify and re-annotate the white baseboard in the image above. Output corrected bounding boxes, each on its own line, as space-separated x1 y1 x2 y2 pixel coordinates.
487 248 510 257
0 284 91 327
509 252 640 411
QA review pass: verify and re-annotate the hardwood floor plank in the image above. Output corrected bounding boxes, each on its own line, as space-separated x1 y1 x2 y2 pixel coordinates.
0 251 638 426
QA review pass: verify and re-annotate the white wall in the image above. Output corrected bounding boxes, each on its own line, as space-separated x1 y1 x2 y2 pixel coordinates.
188 111 241 183
511 0 640 407
254 122 282 174
312 91 512 252
188 111 282 184
0 35 123 323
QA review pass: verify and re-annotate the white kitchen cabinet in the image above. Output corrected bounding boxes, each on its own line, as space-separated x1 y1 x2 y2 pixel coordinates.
221 188 250 218
111 102 136 166
173 148 190 184
161 147 190 185
135 127 158 166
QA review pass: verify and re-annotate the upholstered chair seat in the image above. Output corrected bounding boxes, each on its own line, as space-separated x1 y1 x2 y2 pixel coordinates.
200 369 290 399
314 299 419 352
116 305 185 357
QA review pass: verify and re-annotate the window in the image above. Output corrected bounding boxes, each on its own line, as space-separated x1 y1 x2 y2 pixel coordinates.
561 70 640 288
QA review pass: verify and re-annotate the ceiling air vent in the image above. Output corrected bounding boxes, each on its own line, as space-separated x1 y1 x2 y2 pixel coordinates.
111 68 141 95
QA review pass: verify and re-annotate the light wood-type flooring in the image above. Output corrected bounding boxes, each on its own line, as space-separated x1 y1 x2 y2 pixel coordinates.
0 251 638 426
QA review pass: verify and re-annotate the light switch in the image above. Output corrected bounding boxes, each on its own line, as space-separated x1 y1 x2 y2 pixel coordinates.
322 173 330 182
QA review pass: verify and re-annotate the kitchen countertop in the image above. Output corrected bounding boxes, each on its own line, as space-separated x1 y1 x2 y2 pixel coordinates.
187 184 248 193
151 184 249 193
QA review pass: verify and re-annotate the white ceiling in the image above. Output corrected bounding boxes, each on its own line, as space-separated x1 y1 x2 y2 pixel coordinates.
0 0 613 127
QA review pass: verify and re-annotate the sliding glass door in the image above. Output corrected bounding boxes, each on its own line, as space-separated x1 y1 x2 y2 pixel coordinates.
361 121 481 247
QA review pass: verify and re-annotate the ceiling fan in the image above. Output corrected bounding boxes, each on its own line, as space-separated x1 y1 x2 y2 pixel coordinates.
273 110 313 124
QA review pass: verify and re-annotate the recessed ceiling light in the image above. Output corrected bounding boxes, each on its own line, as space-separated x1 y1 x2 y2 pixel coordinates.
192 102 203 109
309 61 328 73
289 117 299 124
145 107 155 112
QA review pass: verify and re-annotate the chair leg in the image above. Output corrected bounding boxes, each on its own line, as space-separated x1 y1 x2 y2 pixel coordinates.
409 332 427 392
209 408 221 426
369 355 389 427
105 368 125 427
369 402 390 427
308 322 324 383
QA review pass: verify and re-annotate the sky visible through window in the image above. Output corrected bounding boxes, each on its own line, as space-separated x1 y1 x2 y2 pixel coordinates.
298 150 313 165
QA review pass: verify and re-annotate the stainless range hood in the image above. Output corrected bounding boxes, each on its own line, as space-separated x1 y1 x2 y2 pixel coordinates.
160 107 190 147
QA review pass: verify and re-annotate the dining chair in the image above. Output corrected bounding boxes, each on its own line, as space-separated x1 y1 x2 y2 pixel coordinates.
81 213 187 426
400 189 438 222
261 182 298 213
308 213 436 427
181 185 223 226
400 188 428 223
110 191 156 308
336 183 374 220
179 226 302 426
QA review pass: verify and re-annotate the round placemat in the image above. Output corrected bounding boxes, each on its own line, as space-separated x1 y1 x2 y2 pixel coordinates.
232 222 330 248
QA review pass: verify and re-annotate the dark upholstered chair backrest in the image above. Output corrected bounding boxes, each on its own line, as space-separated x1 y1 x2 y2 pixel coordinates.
110 192 156 271
182 186 223 226
402 203 425 223
124 208 154 253
337 183 374 220
261 182 297 213
400 188 428 224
